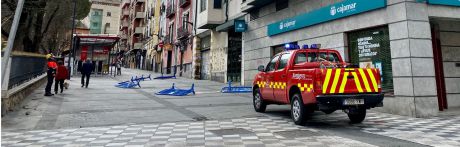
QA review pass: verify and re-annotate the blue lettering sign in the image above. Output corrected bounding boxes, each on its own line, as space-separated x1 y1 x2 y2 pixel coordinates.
267 0 387 36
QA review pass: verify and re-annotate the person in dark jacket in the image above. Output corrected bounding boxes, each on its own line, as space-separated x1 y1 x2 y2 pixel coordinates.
81 60 94 88
55 61 69 94
45 58 57 96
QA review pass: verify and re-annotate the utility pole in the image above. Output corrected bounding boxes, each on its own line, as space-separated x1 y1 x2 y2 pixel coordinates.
67 0 77 79
1 0 25 85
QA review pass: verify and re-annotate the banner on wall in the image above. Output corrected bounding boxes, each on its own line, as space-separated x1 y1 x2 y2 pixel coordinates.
80 46 88 60
267 0 387 36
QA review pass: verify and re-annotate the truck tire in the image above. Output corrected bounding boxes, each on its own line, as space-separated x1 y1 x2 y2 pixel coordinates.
347 108 366 123
253 88 267 112
291 93 306 125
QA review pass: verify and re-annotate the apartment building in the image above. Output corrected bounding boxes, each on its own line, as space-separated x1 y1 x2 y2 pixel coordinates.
144 0 162 72
162 0 194 77
118 0 147 69
193 0 246 83
87 0 122 34
241 0 460 117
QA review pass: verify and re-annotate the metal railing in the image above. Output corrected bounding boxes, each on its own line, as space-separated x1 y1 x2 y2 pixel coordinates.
4 52 46 89
177 27 190 39
180 0 190 7
166 5 175 18
164 34 171 44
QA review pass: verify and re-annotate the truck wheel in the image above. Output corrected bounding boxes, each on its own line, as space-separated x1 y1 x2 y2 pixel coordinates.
347 108 366 123
253 88 266 112
291 94 306 125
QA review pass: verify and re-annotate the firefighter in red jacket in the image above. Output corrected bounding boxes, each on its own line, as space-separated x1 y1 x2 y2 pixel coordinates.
45 57 58 96
55 61 69 94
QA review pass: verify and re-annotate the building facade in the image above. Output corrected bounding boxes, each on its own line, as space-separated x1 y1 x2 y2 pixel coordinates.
86 0 122 34
118 0 147 69
162 0 194 77
242 0 460 117
144 0 162 72
193 0 245 82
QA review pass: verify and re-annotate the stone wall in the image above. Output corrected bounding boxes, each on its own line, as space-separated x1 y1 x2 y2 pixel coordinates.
1 75 46 117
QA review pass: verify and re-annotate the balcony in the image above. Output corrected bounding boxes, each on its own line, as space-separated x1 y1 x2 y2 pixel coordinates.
134 27 144 34
196 0 224 29
120 33 128 39
179 0 190 8
134 43 143 49
122 0 130 8
135 12 145 19
136 0 145 3
166 5 175 18
241 0 274 12
164 35 171 44
177 27 190 39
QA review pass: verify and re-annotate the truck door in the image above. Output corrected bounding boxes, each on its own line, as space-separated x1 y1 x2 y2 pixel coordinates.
260 55 280 101
272 53 291 102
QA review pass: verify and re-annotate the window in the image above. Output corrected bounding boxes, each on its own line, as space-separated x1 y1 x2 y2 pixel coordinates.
106 23 111 27
200 0 206 12
278 53 291 70
107 12 111 17
169 23 174 41
308 52 317 62
214 0 222 9
327 53 340 62
276 0 289 11
266 55 279 72
183 12 189 30
295 53 307 64
92 22 98 27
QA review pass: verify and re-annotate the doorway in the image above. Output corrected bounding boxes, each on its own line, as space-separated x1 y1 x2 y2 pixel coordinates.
227 31 242 82
430 19 460 111
167 51 172 74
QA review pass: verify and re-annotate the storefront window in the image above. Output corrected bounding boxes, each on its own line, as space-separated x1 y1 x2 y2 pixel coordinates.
348 26 394 94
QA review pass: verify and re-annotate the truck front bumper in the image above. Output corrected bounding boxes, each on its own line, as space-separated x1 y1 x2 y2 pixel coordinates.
316 93 384 109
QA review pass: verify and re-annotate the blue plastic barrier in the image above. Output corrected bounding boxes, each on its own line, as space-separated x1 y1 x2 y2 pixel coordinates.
115 79 141 88
221 80 252 93
155 83 195 96
154 73 176 79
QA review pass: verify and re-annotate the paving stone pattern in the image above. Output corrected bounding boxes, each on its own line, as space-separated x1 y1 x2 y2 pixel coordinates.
3 111 460 147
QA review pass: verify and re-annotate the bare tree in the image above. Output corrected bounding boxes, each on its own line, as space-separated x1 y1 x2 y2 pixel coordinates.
1 0 91 53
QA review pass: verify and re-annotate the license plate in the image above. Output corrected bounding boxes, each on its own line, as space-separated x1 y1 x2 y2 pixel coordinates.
343 99 364 105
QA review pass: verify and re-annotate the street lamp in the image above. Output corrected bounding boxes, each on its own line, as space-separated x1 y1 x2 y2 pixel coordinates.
67 0 77 79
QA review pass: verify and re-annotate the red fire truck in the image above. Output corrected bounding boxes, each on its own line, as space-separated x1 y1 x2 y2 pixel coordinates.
252 44 384 125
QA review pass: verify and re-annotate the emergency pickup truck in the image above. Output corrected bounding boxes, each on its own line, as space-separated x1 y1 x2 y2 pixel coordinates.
252 44 384 125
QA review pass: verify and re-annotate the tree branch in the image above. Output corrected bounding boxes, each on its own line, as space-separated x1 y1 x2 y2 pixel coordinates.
41 5 59 35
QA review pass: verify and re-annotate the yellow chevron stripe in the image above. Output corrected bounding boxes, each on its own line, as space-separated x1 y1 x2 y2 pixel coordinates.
322 69 332 93
352 72 364 93
367 69 378 92
330 69 342 94
339 72 349 93
358 69 372 92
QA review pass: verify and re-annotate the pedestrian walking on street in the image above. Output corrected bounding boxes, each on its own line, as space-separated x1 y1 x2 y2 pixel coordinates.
55 61 69 94
81 60 94 88
116 60 122 75
44 57 57 96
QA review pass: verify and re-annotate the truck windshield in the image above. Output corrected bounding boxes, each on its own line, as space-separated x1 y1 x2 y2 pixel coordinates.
314 52 340 63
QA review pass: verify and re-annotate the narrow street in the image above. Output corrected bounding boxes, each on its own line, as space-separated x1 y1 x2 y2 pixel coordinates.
1 68 460 147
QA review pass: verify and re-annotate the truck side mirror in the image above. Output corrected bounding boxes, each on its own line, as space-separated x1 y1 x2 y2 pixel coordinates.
258 65 265 72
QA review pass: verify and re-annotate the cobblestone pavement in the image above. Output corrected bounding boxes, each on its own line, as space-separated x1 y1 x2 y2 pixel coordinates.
3 111 460 147
2 68 460 147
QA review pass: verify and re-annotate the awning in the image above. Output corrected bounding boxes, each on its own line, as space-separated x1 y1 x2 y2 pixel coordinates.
75 34 120 47
216 17 244 32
